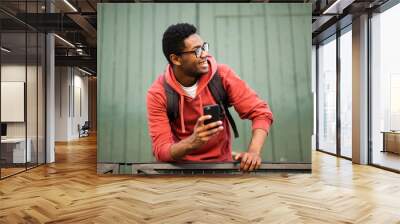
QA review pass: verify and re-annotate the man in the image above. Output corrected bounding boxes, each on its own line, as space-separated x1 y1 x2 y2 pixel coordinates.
146 23 273 172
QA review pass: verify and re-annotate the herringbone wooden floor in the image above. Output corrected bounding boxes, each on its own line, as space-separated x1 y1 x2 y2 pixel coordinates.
1 134 400 224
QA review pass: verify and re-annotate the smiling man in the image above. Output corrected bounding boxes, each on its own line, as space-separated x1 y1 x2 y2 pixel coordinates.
146 23 273 172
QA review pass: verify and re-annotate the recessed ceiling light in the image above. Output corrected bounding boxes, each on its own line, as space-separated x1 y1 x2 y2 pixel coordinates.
1 47 11 53
63 0 78 12
77 67 93 76
54 34 75 48
322 0 353 15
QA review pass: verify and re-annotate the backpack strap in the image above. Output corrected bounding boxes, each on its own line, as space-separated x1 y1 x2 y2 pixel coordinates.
208 71 239 138
163 75 179 122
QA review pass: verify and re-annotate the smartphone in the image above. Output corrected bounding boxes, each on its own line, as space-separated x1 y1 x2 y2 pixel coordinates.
203 104 221 125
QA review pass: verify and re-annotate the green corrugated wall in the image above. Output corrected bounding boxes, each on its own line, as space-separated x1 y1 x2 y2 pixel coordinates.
98 3 312 165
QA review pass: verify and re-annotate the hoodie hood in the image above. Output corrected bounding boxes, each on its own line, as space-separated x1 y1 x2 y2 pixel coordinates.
163 55 218 133
164 55 218 97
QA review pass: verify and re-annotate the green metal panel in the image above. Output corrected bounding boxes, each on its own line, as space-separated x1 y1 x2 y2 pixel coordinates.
98 3 198 163
98 3 312 164
199 3 312 163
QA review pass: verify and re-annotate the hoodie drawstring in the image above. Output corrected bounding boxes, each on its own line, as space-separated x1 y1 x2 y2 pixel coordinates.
180 94 186 133
180 92 204 134
199 94 204 116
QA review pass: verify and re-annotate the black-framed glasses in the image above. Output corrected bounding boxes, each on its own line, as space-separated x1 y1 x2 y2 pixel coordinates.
177 42 209 58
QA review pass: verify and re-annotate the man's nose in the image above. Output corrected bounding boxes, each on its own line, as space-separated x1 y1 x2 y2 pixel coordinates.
200 49 208 59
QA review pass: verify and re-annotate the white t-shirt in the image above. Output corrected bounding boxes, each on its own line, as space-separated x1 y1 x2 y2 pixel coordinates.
179 81 198 98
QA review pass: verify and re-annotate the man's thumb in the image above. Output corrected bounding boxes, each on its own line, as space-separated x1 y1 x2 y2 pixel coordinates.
233 152 241 160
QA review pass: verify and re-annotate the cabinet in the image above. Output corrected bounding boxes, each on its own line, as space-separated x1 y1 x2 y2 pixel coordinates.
382 132 400 154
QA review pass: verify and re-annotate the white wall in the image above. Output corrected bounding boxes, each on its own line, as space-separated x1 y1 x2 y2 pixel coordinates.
1 65 26 137
46 32 55 163
72 72 89 138
55 67 69 141
55 67 89 141
1 64 42 138
312 45 316 151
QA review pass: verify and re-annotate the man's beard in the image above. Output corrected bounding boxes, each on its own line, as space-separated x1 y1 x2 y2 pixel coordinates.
183 67 207 78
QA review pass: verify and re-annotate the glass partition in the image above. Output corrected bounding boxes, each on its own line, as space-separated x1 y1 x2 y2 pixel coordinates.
1 30 28 177
0 1 46 179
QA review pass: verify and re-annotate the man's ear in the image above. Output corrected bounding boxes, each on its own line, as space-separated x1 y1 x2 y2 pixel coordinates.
170 54 182 66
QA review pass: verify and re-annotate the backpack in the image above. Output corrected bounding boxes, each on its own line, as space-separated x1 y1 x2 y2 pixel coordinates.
163 70 239 138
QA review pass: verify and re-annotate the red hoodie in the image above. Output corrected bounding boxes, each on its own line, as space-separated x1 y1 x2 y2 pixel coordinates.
146 55 273 162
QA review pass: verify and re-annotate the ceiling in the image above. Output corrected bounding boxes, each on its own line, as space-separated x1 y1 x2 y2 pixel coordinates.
0 0 393 75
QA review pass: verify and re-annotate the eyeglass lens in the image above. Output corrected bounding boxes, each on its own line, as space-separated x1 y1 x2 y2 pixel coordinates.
196 43 209 57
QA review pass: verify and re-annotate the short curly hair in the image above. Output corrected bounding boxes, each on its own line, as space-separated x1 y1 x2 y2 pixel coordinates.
162 23 197 65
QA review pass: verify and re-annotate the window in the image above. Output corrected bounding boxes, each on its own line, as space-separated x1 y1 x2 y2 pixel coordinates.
371 3 400 171
317 36 337 154
340 28 352 158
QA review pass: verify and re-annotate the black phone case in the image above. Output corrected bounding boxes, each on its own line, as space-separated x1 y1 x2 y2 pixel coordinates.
203 104 221 125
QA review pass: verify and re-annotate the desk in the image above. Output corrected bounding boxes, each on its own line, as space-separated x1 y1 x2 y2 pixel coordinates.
382 131 400 154
1 138 31 163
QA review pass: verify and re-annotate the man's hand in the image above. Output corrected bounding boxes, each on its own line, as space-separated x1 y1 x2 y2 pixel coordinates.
233 129 267 172
234 152 262 172
187 115 224 150
169 115 223 161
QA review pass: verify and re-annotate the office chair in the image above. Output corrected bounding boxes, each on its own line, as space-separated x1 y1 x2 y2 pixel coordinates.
78 121 90 138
